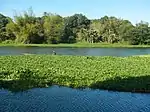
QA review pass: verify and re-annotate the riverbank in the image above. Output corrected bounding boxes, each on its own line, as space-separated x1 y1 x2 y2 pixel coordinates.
0 55 150 93
1 43 150 48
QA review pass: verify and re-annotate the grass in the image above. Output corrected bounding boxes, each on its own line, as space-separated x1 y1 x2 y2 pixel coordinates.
0 55 150 93
1 43 150 48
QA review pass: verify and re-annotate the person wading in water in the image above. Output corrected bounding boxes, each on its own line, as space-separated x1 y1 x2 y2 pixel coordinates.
52 50 56 55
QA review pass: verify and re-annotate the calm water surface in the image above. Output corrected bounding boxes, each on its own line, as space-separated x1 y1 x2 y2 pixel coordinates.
0 46 150 56
0 86 150 112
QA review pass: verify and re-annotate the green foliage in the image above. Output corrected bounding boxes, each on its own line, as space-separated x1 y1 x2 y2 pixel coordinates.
126 21 150 45
0 14 12 41
0 14 9 29
1 9 150 45
43 13 64 44
0 55 150 92
6 9 44 44
2 40 15 44
61 14 91 43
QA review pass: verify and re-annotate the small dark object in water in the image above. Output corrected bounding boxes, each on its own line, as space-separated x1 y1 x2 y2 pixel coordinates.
86 56 95 60
52 51 56 55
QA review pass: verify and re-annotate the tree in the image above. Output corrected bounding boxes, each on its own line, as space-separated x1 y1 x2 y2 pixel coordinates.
0 14 11 41
1 9 150 45
61 27 76 43
43 13 64 44
127 21 150 45
6 8 44 44
98 16 120 43
91 16 134 44
62 14 90 43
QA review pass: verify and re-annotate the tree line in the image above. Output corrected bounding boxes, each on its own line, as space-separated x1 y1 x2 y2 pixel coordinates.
1 8 150 45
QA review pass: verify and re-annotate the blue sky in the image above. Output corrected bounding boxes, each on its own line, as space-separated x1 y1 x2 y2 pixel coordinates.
0 0 149 24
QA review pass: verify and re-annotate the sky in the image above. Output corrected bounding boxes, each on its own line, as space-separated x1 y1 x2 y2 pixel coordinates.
0 0 150 24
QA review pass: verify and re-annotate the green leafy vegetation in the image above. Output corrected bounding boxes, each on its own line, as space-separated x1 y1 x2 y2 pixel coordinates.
1 43 150 47
1 8 150 45
0 55 150 92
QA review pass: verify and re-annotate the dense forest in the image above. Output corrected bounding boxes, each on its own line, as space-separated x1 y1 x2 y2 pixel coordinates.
1 8 150 45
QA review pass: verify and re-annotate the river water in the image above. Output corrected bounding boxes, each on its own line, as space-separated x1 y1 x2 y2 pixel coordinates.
0 86 150 112
0 46 150 56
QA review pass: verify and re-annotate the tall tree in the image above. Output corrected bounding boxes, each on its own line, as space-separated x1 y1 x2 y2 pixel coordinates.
127 21 150 45
6 8 44 44
0 14 11 41
62 14 90 43
43 13 64 44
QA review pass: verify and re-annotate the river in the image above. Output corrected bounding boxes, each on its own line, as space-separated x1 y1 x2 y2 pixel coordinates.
0 46 150 56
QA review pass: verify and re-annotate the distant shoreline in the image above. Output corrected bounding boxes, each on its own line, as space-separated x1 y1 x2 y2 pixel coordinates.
1 43 150 48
